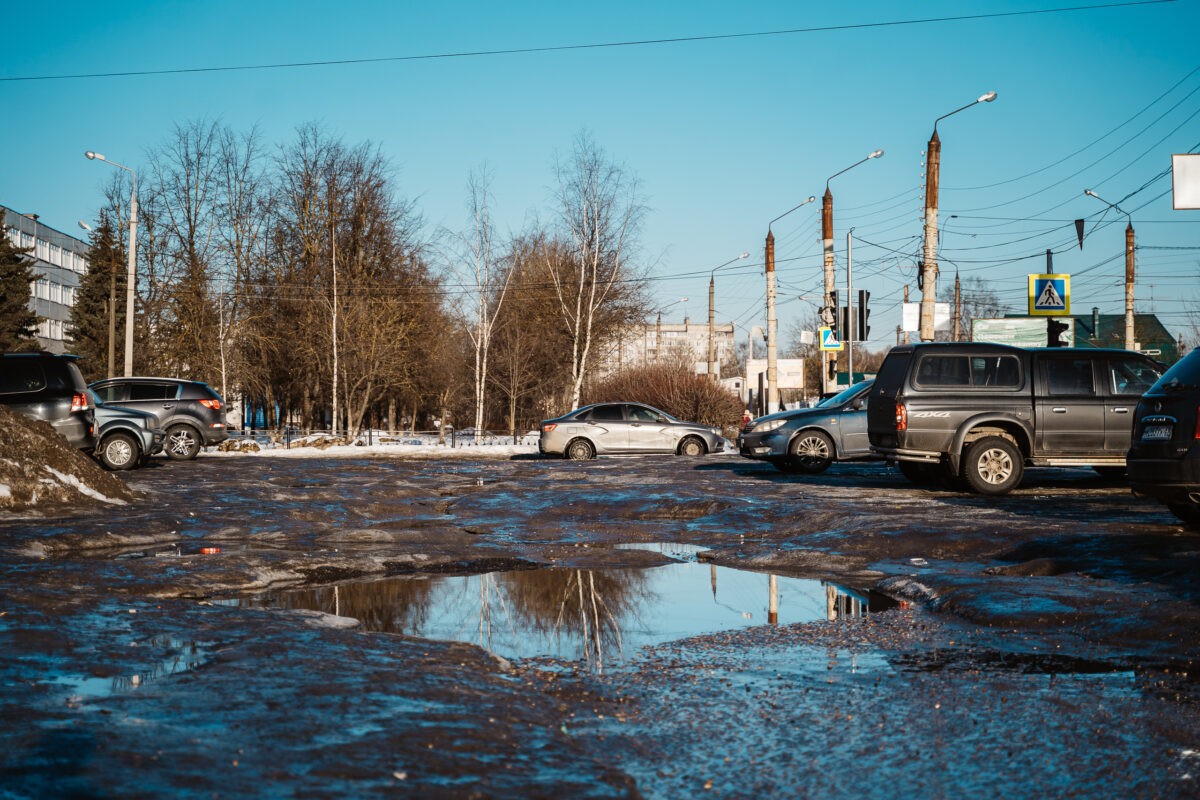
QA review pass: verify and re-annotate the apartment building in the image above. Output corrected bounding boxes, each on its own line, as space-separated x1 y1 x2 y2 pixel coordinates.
2 205 90 353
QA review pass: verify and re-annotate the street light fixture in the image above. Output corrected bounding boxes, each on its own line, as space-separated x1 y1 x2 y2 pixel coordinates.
919 91 997 342
707 252 750 380
85 150 138 377
653 297 689 363
765 196 816 413
1084 188 1136 350
821 149 884 393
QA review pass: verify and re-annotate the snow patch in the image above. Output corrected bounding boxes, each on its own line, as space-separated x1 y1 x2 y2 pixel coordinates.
42 466 126 505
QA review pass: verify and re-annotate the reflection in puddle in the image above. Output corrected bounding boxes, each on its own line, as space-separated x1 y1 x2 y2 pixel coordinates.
231 562 895 672
47 636 211 700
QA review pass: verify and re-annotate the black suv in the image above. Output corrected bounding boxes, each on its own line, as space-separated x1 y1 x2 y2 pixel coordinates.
89 377 228 460
868 342 1162 495
1 352 96 452
1127 347 1200 527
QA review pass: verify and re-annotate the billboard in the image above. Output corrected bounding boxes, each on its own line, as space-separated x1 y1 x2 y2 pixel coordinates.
972 317 1073 348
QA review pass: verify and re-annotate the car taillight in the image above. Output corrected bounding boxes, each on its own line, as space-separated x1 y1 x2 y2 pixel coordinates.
199 398 222 410
71 392 89 412
541 423 557 433
895 402 907 432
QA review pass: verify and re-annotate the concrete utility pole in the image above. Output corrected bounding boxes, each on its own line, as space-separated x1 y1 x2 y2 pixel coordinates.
919 92 997 342
707 252 749 380
1085 189 1136 350
952 272 962 341
822 150 883 394
85 151 139 376
765 196 815 413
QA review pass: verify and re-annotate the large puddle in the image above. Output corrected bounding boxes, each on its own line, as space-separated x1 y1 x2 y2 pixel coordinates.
228 550 897 670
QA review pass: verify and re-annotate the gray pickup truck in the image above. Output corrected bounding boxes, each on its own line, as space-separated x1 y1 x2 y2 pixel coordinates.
867 342 1162 495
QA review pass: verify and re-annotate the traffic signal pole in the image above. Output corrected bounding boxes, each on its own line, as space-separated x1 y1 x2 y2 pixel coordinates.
846 229 854 387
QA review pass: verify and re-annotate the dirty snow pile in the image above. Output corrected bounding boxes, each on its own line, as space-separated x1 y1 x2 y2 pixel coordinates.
0 405 134 510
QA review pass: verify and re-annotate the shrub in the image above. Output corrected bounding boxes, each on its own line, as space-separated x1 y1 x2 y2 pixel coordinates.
585 364 743 435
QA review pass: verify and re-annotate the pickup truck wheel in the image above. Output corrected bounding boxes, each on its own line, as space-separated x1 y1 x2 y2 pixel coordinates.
788 430 833 474
99 432 139 470
962 436 1023 495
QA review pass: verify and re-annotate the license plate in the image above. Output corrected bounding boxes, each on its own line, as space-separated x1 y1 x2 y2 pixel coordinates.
1142 425 1173 441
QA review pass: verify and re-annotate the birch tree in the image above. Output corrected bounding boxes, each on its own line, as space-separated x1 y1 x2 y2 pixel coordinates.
460 167 513 442
549 132 646 409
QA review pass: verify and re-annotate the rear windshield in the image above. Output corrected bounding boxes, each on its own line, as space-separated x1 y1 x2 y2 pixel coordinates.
874 351 912 397
914 354 1022 388
0 362 46 394
1148 349 1200 392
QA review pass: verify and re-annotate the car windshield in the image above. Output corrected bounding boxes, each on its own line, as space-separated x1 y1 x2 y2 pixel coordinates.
816 380 872 408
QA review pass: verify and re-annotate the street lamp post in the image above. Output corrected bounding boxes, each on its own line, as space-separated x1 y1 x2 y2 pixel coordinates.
765 196 816 413
654 297 689 363
919 92 997 342
822 149 883 393
85 151 138 377
1084 189 1136 350
707 252 750 380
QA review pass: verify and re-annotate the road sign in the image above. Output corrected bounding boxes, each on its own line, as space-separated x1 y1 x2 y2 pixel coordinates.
819 326 844 351
1028 273 1070 316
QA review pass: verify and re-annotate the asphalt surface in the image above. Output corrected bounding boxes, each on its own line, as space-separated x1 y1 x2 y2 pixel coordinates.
1 451 1197 798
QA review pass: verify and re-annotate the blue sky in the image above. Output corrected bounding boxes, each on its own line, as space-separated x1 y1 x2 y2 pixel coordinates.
4 0 1198 350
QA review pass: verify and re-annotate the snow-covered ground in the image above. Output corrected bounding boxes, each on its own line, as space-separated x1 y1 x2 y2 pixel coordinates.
206 432 541 459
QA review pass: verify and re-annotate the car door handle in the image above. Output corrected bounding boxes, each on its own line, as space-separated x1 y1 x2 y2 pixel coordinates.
1111 407 1128 413
1052 407 1068 413
162 403 176 409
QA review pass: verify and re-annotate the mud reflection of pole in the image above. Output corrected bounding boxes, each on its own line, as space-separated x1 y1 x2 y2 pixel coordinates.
768 575 778 625
711 564 717 600
825 583 838 621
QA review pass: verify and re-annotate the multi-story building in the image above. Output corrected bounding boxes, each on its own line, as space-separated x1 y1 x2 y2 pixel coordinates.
604 317 738 376
2 205 90 353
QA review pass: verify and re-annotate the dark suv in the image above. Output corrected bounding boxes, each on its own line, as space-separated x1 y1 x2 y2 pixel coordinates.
89 377 228 460
1127 348 1200 527
868 342 1162 495
1 352 96 452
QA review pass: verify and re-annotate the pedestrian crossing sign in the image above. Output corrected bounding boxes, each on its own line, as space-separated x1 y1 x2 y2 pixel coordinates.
1028 273 1070 316
819 326 844 351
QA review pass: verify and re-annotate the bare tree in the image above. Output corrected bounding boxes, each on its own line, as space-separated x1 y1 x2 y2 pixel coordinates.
548 132 646 409
141 120 222 381
456 167 514 442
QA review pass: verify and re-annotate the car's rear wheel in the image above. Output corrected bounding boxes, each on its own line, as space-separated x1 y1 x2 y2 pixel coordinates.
99 432 139 470
1166 501 1200 529
565 438 595 460
165 425 202 460
677 436 706 457
788 430 833 474
962 436 1023 495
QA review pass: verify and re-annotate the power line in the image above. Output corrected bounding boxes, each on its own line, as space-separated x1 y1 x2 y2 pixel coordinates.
1 1 1173 82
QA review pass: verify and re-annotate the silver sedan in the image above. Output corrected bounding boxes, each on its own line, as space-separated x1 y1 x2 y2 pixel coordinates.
539 402 726 460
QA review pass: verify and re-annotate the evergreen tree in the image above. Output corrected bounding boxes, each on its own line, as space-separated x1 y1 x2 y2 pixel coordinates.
0 228 39 352
68 211 126 380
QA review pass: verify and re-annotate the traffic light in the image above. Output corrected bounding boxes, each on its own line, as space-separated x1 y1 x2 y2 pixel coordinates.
857 290 871 341
1047 317 1070 347
829 290 840 338
840 306 852 341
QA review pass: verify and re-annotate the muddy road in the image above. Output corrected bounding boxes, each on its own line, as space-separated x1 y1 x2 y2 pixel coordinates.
1 452 1198 798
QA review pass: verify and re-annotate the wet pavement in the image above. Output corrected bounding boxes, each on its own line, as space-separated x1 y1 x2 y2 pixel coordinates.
1 453 1198 797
